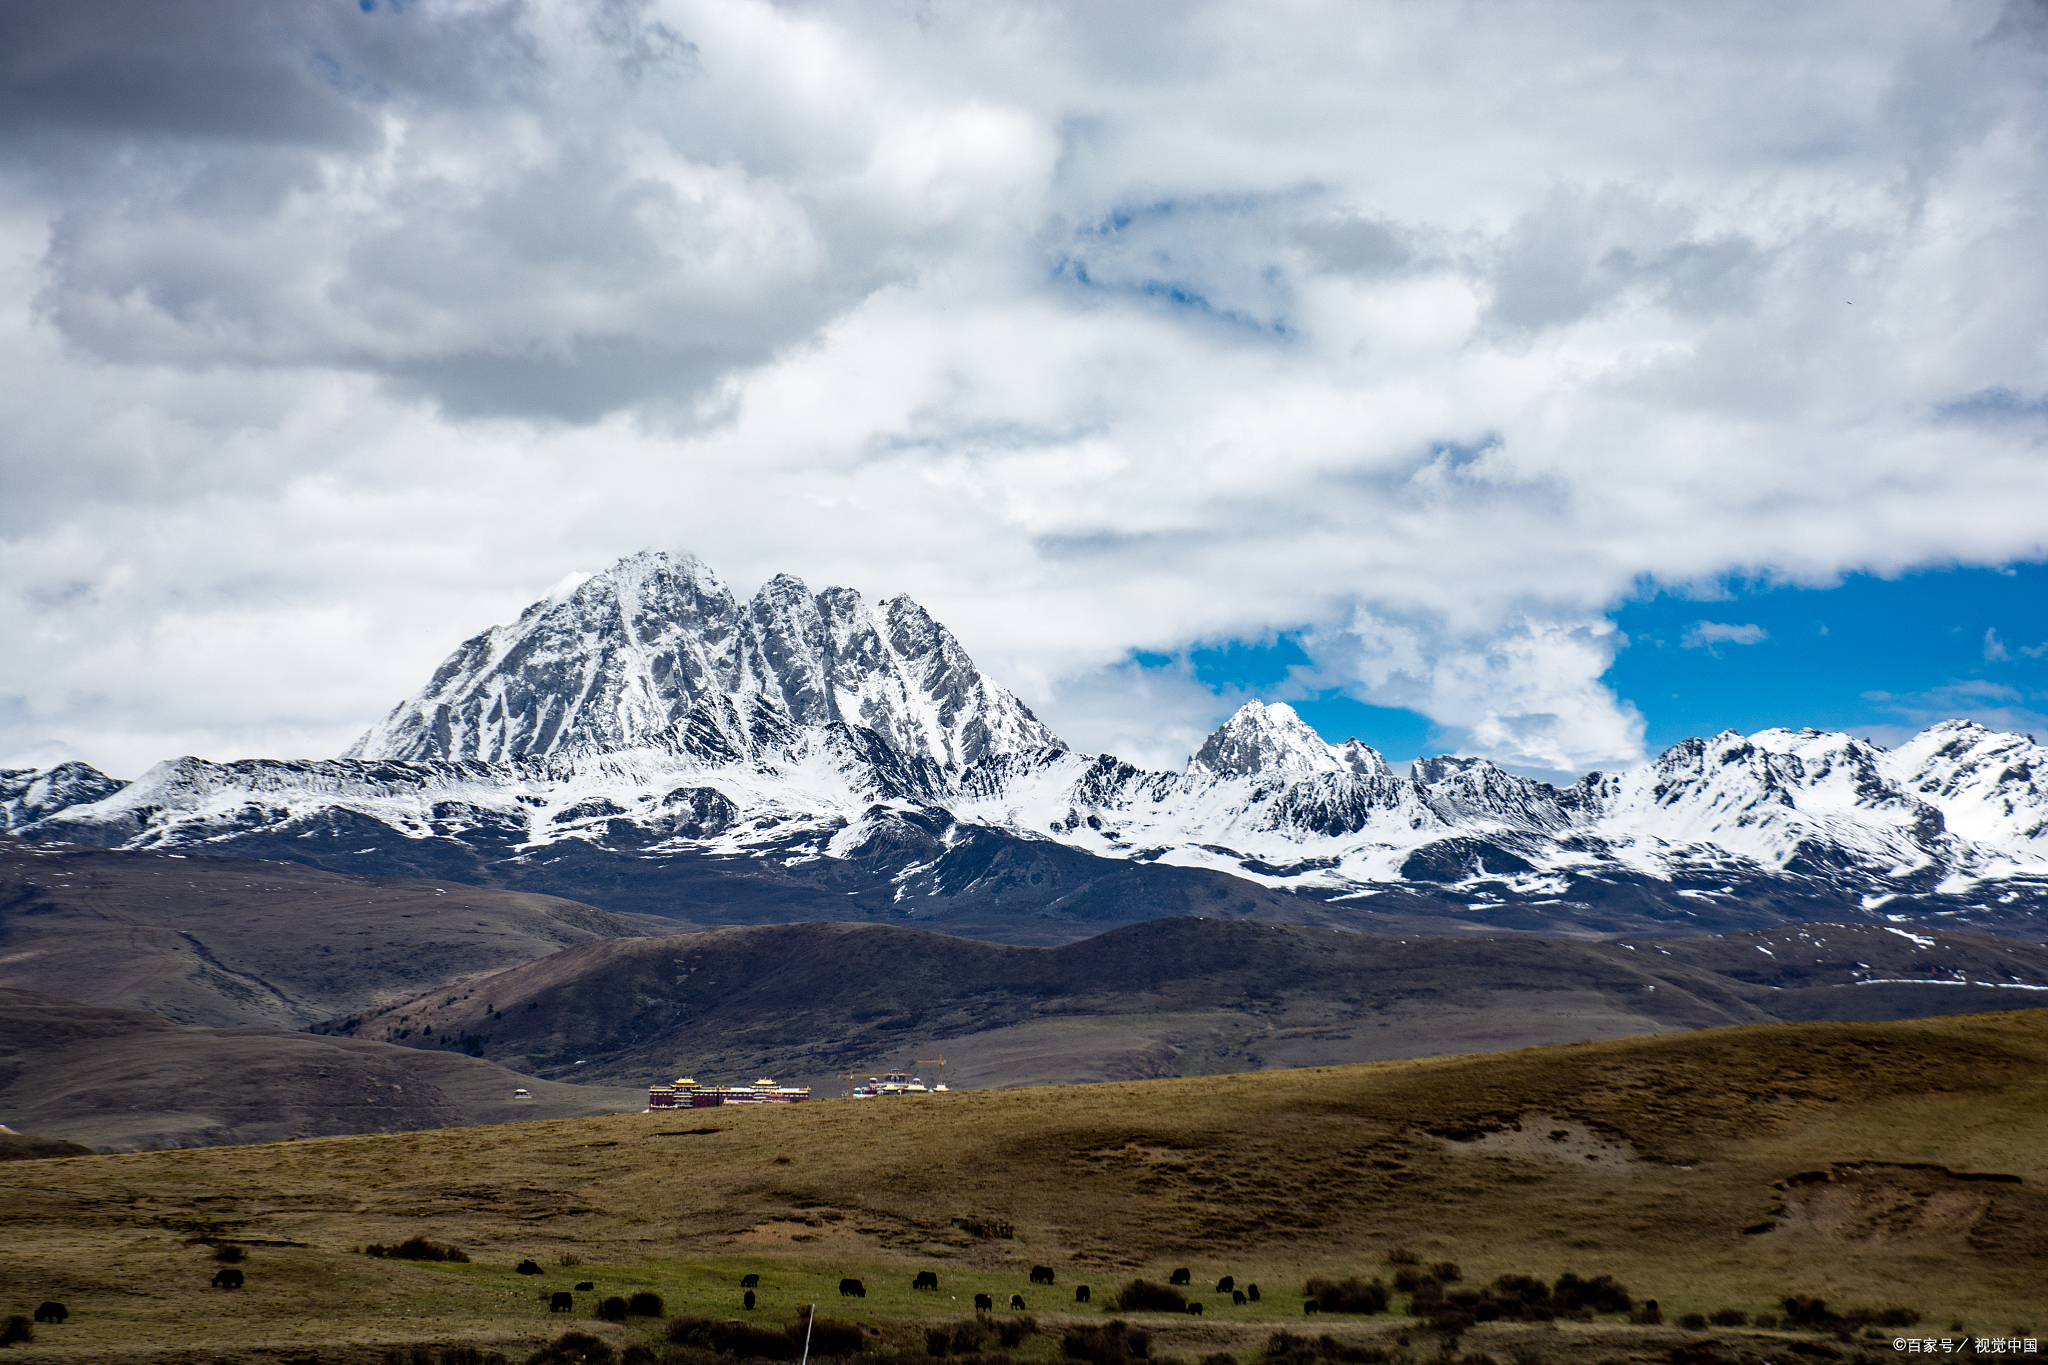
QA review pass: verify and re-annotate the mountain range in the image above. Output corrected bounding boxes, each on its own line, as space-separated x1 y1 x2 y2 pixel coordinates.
8 548 2048 942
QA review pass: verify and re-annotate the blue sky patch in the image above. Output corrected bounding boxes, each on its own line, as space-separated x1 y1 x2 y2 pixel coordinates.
1141 562 2048 767
1137 637 1444 759
1607 563 2048 747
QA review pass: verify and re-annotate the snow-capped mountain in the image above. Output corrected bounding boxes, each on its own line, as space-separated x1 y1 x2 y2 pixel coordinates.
11 552 2048 941
347 550 1059 772
953 704 2048 899
1 761 126 831
1188 697 1390 780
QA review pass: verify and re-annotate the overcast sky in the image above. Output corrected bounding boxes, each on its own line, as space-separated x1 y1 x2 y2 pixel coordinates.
4 0 2047 781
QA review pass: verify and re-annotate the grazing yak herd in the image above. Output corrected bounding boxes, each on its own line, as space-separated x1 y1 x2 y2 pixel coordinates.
840 1265 1263 1318
3 1255 1295 1343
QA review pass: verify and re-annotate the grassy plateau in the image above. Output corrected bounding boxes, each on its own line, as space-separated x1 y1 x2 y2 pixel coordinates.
4 1008 2046 1364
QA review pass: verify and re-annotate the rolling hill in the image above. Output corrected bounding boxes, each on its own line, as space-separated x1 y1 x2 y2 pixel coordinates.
4 1009 2044 1363
336 916 2048 1092
0 840 677 1028
0 988 646 1151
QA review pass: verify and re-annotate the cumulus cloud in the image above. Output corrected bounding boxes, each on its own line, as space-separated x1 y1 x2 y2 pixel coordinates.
3 0 2048 776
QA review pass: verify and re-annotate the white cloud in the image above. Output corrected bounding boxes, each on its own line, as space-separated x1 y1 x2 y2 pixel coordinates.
1682 622 1770 650
3 0 2048 777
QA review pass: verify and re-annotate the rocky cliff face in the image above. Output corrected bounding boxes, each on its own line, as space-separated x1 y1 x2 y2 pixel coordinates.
345 551 1061 771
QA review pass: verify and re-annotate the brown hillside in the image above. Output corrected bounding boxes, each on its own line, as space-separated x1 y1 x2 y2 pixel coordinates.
0 1129 94 1160
0 840 675 1027
4 1010 2045 1363
344 916 2048 1091
0 988 644 1150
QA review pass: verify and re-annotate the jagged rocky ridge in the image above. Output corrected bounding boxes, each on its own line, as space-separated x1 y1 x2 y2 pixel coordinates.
9 551 2048 940
346 550 1059 771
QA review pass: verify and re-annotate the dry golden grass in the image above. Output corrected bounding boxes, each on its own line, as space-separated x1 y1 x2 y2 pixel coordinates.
5 1009 2046 1363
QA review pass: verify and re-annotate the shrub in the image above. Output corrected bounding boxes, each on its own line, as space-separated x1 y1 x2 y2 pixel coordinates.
1493 1277 1549 1308
1679 1315 1707 1331
803 1319 867 1356
622 1350 658 1365
1775 1299 1920 1332
0 1317 33 1347
1429 1264 1462 1284
1403 1272 1635 1329
1630 1303 1663 1326
1260 1332 1390 1365
1117 1282 1188 1314
1304 1278 1390 1314
666 1317 796 1360
1386 1249 1420 1266
1551 1275 1631 1316
1064 1321 1152 1365
629 1293 666 1318
954 1217 1015 1240
1753 1316 1778 1329
598 1297 631 1322
561 1253 584 1266
364 1237 470 1263
926 1321 987 1357
1424 1307 1476 1337
1709 1311 1748 1328
996 1317 1036 1349
526 1332 615 1365
215 1244 247 1263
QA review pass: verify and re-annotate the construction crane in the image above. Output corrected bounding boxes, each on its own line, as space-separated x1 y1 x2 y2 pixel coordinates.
914 1057 945 1090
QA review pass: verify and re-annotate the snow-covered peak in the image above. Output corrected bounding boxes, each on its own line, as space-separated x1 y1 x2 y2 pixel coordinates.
1188 701 1387 779
1 761 127 832
1331 738 1395 780
346 550 1062 772
1884 719 2048 847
